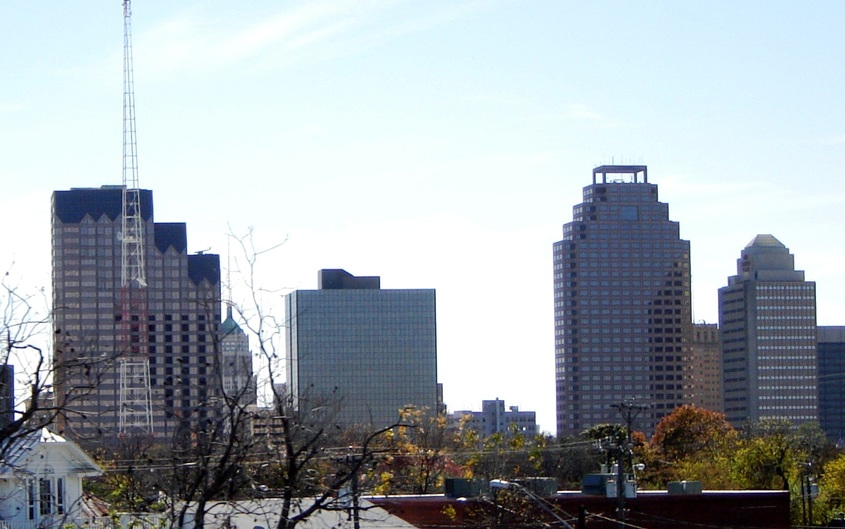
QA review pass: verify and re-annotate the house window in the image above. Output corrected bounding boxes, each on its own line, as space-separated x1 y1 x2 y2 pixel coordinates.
28 477 65 518
28 480 36 520
57 478 65 514
39 478 53 516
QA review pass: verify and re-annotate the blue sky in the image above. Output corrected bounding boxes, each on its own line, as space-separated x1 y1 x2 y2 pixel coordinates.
2 1 844 433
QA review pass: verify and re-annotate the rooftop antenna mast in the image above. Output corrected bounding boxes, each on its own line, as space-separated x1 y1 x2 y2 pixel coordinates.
119 0 153 436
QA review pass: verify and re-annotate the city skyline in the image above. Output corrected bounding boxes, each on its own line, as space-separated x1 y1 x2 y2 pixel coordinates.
3 2 845 432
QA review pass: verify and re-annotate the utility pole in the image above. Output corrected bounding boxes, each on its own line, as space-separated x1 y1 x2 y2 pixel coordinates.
610 400 648 528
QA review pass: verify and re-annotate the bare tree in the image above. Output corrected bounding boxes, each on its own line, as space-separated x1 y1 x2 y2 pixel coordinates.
0 269 106 457
219 229 406 529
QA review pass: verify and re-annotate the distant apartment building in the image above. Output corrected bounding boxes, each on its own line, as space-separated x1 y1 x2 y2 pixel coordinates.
553 165 692 437
718 235 818 426
690 323 723 412
817 326 845 442
51 186 237 443
285 269 438 429
450 399 538 438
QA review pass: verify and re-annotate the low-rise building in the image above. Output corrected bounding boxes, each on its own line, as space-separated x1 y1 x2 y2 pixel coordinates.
0 428 103 528
450 399 538 437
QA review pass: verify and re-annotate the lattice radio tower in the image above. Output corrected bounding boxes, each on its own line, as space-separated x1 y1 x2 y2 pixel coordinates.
118 0 153 435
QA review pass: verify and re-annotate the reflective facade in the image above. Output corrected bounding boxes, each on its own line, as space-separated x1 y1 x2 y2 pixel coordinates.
719 235 818 425
818 327 845 442
51 187 222 443
553 166 692 437
285 269 438 429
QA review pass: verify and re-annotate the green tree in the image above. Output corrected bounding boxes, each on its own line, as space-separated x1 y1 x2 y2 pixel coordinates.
733 419 835 525
463 425 546 482
815 453 845 525
370 408 469 495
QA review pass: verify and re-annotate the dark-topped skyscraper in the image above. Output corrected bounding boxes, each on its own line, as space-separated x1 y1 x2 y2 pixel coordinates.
285 269 438 429
553 166 692 437
719 235 818 426
52 186 224 443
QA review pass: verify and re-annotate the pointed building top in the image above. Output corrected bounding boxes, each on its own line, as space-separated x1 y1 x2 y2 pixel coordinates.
745 234 786 249
221 305 244 336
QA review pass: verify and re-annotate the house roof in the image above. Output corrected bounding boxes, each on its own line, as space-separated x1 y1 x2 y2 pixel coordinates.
0 428 102 478
180 499 420 529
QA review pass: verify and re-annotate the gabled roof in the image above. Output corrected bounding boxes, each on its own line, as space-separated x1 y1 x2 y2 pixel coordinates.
0 428 102 478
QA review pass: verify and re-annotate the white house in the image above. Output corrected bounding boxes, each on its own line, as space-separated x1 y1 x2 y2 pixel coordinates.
0 428 103 529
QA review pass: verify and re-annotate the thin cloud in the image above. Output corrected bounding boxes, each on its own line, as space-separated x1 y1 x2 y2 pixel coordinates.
132 0 490 78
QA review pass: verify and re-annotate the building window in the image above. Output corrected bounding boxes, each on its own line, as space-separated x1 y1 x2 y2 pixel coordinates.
39 478 52 516
29 476 65 518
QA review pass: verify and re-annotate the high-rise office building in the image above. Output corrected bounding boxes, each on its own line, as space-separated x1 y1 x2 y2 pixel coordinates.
52 186 224 442
553 165 692 437
718 234 818 426
818 327 845 442
690 323 723 412
285 269 438 429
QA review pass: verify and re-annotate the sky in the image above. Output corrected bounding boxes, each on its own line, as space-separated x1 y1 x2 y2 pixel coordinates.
2 1 845 434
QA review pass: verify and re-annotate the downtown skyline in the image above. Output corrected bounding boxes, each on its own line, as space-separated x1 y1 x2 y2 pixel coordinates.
3 1 845 433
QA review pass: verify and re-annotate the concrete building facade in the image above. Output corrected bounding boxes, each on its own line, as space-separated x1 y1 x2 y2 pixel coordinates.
51 186 224 442
553 166 692 437
817 326 845 442
285 269 438 429
690 323 723 412
450 399 538 438
718 235 818 426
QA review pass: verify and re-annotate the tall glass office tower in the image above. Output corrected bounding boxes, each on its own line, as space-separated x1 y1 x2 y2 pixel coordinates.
719 235 817 426
553 166 692 437
286 269 438 429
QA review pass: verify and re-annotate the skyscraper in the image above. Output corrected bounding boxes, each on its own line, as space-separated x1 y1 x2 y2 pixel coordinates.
52 186 223 442
718 234 818 426
817 326 845 442
553 165 692 437
285 269 438 429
